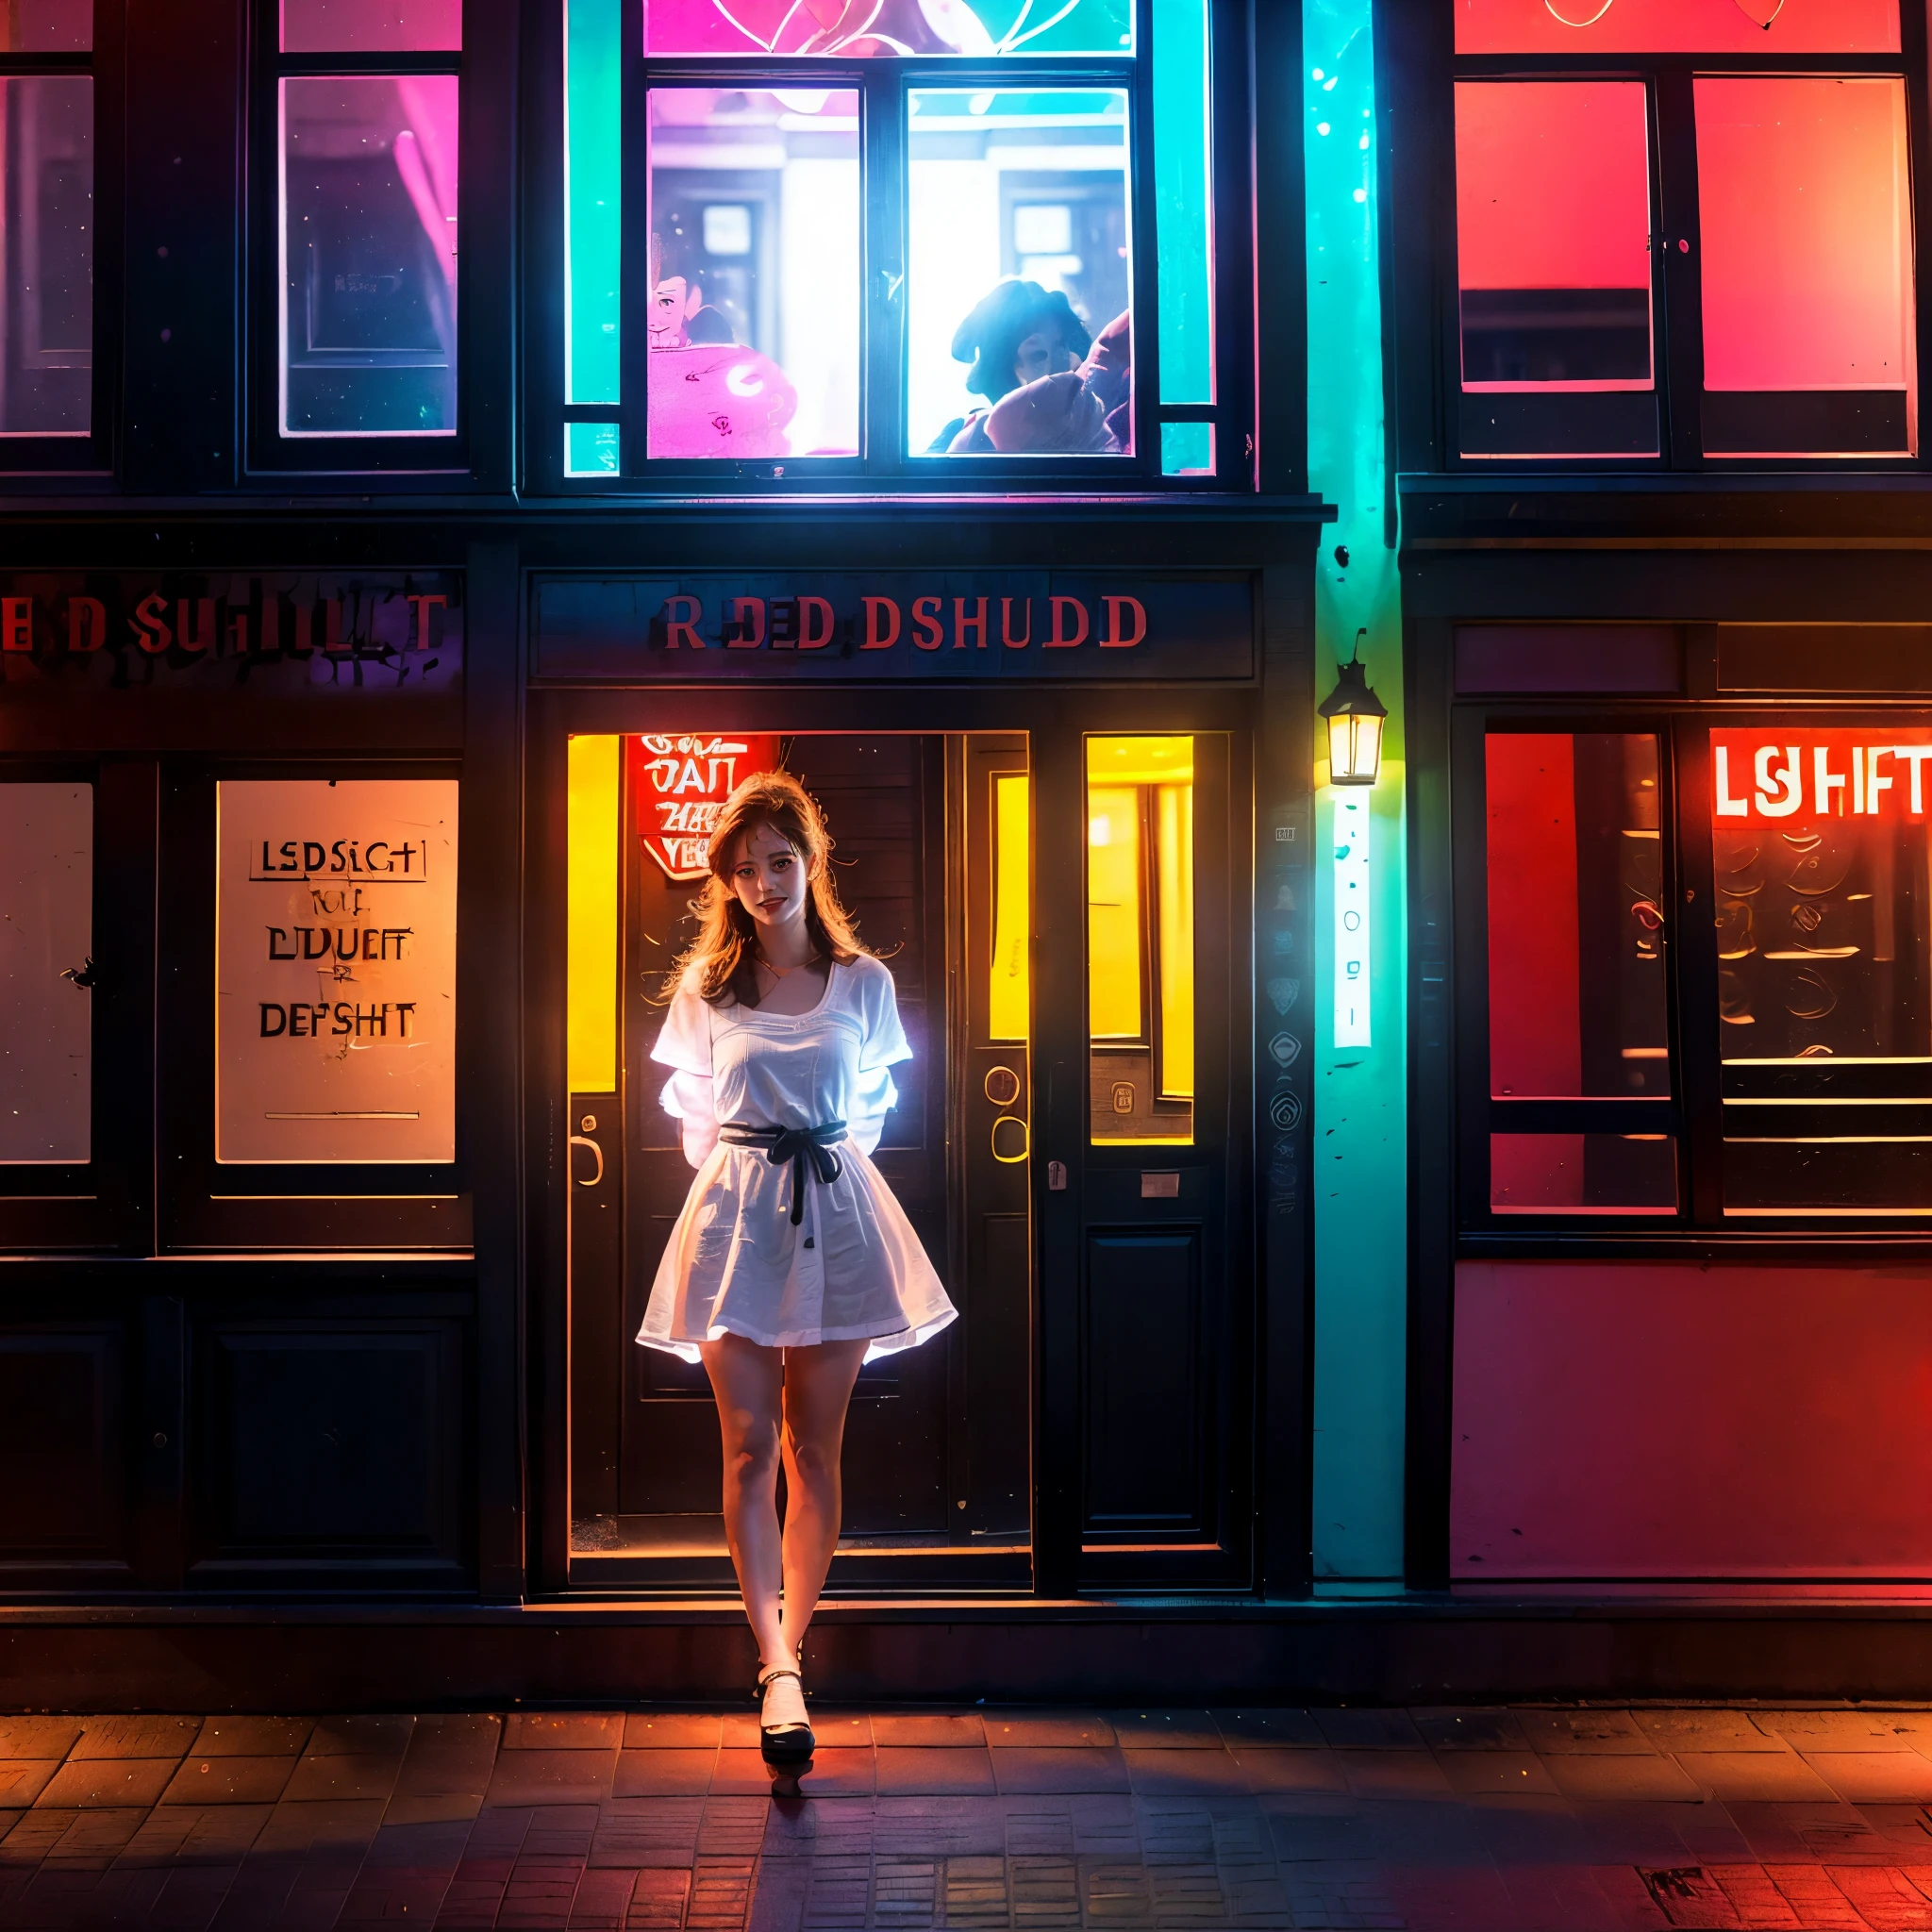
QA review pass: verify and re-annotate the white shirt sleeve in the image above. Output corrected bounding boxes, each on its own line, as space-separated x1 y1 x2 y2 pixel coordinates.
846 959 912 1158
652 979 718 1168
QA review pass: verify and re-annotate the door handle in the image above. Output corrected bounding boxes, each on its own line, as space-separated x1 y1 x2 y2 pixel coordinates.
569 1134 605 1188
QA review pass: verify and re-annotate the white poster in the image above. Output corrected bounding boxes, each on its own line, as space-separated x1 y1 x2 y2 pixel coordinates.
216 780 457 1163
0 784 92 1163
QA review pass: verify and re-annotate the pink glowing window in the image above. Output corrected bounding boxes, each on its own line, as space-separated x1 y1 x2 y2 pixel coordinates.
641 0 1132 56
1695 76 1916 458
1486 732 1670 1100
282 0 460 50
1456 83 1652 394
1 2 89 50
644 90 859 461
1456 0 1897 55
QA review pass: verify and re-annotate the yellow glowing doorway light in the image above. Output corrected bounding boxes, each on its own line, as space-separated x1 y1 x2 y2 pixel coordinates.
990 773 1031 1041
1087 732 1196 1083
567 735 621 1093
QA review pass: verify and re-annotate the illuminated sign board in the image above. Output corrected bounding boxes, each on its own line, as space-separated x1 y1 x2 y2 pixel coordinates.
534 574 1255 681
1711 729 1932 822
632 733 781 879
216 780 458 1164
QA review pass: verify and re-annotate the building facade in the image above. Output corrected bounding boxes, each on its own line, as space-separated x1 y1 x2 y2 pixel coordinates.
0 0 1925 1708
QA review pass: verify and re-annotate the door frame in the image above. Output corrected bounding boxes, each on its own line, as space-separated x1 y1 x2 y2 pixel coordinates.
526 680 1267 1599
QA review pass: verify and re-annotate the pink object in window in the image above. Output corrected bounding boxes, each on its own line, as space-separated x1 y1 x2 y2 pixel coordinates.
648 345 798 458
1455 0 1896 55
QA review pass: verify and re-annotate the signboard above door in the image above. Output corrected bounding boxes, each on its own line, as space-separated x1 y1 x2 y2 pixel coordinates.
533 574 1255 682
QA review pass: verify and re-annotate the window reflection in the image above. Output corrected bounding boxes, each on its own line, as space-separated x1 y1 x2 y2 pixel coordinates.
645 89 858 460
641 0 1132 57
1491 1134 1676 1214
280 75 458 436
908 89 1130 458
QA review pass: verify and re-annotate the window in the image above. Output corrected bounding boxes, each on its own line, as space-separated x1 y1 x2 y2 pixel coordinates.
1451 0 1918 462
1467 705 1932 1226
264 0 460 456
0 0 97 461
553 0 1231 486
1089 735 1194 1144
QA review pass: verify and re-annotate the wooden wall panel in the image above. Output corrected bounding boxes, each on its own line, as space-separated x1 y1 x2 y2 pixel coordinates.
1083 1230 1204 1536
192 1317 468 1586
0 1328 126 1570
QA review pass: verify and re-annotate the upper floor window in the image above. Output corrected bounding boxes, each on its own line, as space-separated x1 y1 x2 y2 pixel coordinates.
1450 0 1918 464
0 0 99 467
262 0 461 463
553 0 1228 488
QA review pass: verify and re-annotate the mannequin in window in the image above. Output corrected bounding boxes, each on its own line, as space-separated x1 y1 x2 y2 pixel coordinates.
647 233 797 457
930 278 1111 454
639 772 956 1765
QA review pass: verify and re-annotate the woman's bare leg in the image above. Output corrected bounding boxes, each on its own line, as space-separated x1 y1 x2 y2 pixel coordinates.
776 1340 868 1665
698 1333 789 1673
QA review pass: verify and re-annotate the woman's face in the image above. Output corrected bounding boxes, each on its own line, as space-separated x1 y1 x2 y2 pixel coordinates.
1014 325 1077 388
725 820 811 935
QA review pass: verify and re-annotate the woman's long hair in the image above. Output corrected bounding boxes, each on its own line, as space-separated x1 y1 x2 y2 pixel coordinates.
670 770 867 1007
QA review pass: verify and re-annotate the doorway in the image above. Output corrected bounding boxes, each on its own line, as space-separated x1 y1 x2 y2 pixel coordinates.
566 731 1032 1589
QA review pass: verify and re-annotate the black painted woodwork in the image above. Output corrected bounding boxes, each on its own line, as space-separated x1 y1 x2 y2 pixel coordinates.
0 1328 125 1569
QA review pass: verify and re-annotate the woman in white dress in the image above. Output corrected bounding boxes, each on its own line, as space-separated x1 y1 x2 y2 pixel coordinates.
638 770 957 1764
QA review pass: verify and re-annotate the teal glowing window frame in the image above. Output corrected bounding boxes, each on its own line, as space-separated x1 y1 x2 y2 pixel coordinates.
548 0 1243 491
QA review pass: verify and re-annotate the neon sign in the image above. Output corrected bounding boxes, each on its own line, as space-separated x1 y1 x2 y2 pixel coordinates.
633 733 781 880
1712 729 1932 823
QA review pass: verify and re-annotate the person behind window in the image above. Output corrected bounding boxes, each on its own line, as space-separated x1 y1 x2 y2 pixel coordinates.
647 232 797 457
639 772 956 1768
930 277 1105 454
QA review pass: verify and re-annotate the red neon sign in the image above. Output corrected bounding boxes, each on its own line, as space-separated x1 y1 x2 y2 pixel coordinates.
1711 728 1932 824
633 733 781 880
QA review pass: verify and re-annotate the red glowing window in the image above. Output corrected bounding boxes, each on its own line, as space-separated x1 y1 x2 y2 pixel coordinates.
1695 76 1915 458
1487 732 1671 1101
1455 82 1657 458
1455 0 1897 55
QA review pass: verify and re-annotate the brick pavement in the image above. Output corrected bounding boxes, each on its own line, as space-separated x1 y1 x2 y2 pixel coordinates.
5 1705 1932 1927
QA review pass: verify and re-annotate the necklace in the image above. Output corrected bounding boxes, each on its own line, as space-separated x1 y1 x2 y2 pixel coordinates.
756 950 821 980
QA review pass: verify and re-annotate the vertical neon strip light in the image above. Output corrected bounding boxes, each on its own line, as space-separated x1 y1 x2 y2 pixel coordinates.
1305 0 1407 1586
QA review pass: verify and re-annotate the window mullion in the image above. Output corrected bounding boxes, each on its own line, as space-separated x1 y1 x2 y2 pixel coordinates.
1671 716 1726 1226
1653 66 1706 471
617 9 647 476
862 64 907 476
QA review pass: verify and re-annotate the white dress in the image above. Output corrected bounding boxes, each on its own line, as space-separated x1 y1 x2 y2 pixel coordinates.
636 954 958 1362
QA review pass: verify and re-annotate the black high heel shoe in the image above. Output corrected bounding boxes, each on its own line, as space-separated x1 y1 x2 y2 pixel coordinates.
757 1661 814 1764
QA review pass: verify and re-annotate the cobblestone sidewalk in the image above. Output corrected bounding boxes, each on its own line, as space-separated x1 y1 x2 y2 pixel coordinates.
3 1704 1932 1927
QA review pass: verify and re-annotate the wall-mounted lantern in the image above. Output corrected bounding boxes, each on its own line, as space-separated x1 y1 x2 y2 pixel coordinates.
1318 630 1388 787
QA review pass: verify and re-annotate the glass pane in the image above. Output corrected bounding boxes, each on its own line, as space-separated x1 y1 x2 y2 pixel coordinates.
0 783 91 1164
215 780 458 1164
1089 737 1193 1146
1153 0 1210 406
0 77 92 437
990 772 1030 1042
565 421 618 474
1712 726 1932 1213
567 736 620 1094
1696 77 1915 458
281 0 460 50
1160 422 1210 474
1491 1135 1676 1214
281 75 458 437
565 0 621 408
0 2 90 51
642 0 1131 56
646 89 858 460
908 89 1131 458
1487 733 1669 1098
1455 81 1655 458
1456 0 1897 54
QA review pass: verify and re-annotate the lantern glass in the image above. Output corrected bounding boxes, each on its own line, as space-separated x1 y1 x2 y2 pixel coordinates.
1327 708 1383 786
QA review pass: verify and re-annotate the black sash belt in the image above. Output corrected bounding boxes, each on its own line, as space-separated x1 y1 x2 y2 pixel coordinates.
719 1121 847 1224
